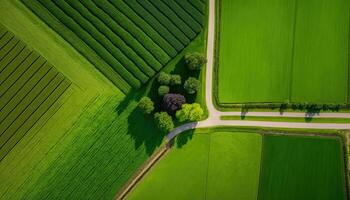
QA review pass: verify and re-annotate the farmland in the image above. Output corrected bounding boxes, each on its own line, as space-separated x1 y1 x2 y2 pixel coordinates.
22 0 206 93
128 130 347 200
0 0 207 199
127 130 262 200
217 0 349 104
259 135 346 200
0 23 71 161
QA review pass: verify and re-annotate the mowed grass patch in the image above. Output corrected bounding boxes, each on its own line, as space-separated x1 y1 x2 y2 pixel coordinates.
217 0 349 104
218 0 295 103
291 0 349 103
127 130 262 200
258 135 346 200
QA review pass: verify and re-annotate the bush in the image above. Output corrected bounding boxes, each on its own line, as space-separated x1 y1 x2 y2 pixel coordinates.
184 77 200 94
170 74 182 85
154 112 174 133
158 85 170 96
138 97 154 114
158 72 171 85
163 93 186 115
184 52 207 70
176 103 204 122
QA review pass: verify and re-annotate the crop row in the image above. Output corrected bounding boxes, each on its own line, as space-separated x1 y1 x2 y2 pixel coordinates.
0 41 26 72
92 0 170 65
67 1 157 76
188 0 206 14
108 0 178 60
150 0 197 39
53 0 150 83
137 0 191 45
38 0 143 87
0 76 71 161
124 0 185 53
175 0 205 26
80 0 163 72
161 0 202 33
22 0 132 93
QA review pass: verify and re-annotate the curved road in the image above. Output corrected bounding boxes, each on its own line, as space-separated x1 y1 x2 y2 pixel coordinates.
167 0 350 141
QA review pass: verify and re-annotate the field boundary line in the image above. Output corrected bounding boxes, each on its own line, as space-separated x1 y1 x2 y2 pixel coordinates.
115 143 170 200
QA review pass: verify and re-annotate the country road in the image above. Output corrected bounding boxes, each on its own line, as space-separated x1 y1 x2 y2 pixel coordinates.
166 0 350 141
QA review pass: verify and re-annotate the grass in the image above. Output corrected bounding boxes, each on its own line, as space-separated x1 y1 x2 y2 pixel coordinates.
127 130 262 200
217 0 349 105
221 116 350 123
0 0 208 199
259 135 346 200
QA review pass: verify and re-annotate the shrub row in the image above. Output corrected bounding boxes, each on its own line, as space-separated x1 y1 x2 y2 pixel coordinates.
137 0 190 45
188 0 206 14
67 0 156 77
125 0 184 53
22 0 132 93
157 0 202 33
109 0 177 62
92 0 170 65
79 1 162 73
55 0 149 83
149 0 196 40
175 0 205 26
38 0 141 88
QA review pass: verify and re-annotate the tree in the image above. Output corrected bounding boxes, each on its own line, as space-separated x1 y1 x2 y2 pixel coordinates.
170 74 181 86
157 72 171 85
184 77 200 94
138 97 154 114
184 52 207 70
176 103 204 122
158 85 170 96
163 93 186 115
154 112 174 133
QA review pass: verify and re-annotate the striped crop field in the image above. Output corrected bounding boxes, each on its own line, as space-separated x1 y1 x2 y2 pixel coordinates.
21 0 206 93
0 23 71 161
217 0 349 104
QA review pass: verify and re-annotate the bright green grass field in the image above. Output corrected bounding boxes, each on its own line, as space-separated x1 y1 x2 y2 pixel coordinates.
127 130 262 200
218 0 349 104
259 135 346 200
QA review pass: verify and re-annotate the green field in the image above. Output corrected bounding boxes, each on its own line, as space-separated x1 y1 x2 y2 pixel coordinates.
0 0 207 199
127 130 262 200
0 23 71 161
21 0 205 92
128 130 347 200
259 135 346 200
217 0 349 104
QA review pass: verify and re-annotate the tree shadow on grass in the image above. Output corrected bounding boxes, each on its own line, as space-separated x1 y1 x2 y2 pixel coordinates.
126 107 164 155
175 129 195 148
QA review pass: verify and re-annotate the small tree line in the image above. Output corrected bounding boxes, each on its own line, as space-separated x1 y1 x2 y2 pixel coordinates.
138 52 207 133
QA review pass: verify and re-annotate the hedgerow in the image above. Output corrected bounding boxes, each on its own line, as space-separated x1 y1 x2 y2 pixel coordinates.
92 0 170 65
55 0 149 83
125 0 184 52
79 0 163 72
37 0 141 88
109 0 177 60
137 0 190 45
149 0 197 40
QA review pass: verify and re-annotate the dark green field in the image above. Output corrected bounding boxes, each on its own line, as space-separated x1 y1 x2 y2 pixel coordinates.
259 135 346 200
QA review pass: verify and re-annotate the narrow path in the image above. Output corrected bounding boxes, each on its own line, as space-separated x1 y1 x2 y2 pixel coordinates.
167 0 350 141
